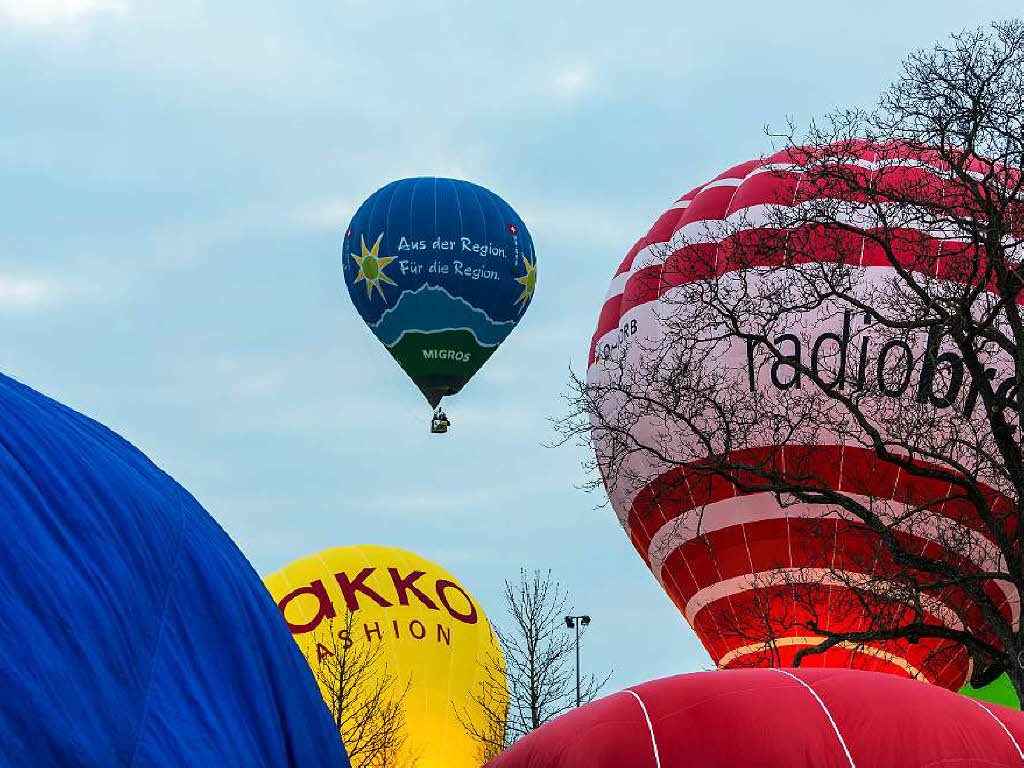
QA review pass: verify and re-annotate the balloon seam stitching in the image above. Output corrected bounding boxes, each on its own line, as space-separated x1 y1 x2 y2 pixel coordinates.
968 698 1024 761
624 689 661 768
772 669 856 768
126 485 192 768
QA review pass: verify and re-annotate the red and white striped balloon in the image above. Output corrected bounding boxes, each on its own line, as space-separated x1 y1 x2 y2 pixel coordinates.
588 141 1020 691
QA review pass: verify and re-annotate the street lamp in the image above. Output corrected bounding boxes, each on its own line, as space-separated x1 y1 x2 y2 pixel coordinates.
564 614 591 707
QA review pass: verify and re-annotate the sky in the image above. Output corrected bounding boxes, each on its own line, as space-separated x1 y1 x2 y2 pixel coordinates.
1 0 1022 694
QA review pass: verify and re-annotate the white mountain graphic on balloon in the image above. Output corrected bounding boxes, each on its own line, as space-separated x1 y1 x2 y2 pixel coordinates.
369 284 516 348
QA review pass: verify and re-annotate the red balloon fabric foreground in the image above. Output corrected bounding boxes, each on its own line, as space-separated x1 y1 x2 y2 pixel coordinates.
587 142 1019 690
488 668 1024 768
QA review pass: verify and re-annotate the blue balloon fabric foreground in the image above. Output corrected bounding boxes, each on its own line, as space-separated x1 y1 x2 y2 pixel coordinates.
343 177 536 407
0 373 349 767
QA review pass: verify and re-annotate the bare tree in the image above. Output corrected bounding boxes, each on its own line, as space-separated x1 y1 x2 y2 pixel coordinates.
458 570 610 758
312 612 418 768
564 21 1024 699
454 641 509 764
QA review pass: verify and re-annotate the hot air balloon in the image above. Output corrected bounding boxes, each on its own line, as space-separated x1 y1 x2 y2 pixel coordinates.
0 372 348 767
588 141 1020 691
342 178 537 432
488 668 1024 768
266 545 506 768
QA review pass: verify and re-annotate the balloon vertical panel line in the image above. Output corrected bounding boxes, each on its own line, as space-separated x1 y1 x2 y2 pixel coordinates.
343 178 537 408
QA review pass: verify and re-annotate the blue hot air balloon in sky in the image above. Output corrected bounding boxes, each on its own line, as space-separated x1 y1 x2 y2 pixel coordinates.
0 372 349 767
342 178 537 425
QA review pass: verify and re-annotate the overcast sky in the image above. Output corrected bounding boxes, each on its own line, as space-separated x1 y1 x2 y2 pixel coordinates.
2 0 1021 692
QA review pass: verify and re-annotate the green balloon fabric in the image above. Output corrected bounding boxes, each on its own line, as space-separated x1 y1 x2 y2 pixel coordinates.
961 674 1021 709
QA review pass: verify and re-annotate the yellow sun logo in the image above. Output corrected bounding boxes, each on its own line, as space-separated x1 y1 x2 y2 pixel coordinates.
514 254 537 308
351 233 397 300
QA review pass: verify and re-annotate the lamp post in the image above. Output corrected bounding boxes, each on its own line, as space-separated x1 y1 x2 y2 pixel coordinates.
564 614 591 707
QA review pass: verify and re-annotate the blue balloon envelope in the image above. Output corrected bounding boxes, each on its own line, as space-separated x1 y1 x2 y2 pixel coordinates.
0 373 349 767
343 177 537 407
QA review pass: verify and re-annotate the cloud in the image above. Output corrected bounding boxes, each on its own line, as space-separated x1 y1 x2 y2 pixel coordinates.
0 276 64 309
289 198 357 233
0 0 127 26
550 64 594 102
519 198 638 249
374 475 572 514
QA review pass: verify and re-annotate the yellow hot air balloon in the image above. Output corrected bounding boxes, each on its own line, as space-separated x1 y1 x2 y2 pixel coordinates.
265 546 506 768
